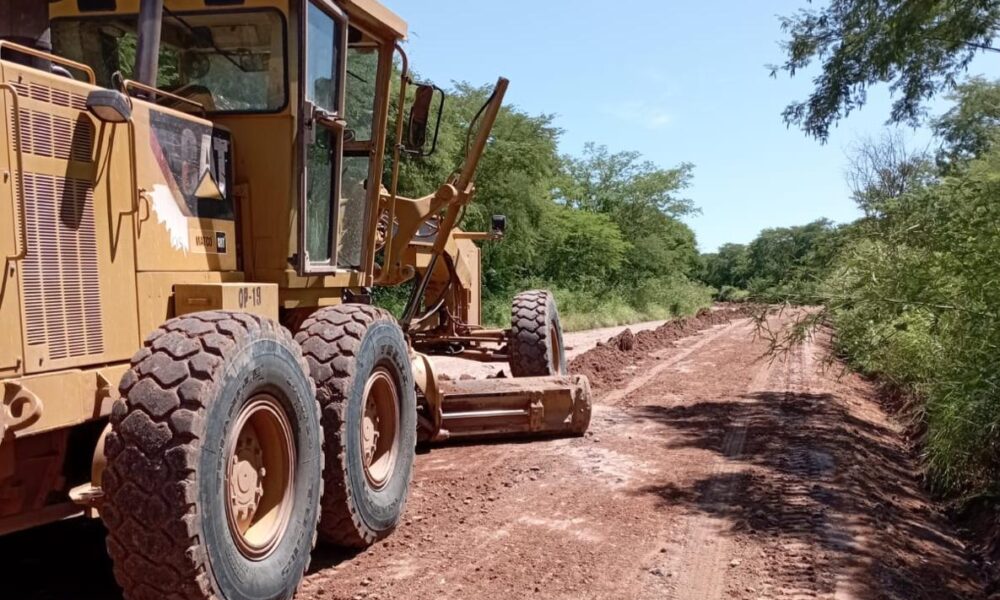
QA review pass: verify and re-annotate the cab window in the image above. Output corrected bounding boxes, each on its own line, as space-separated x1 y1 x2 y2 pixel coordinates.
345 46 378 142
51 9 287 114
337 34 382 269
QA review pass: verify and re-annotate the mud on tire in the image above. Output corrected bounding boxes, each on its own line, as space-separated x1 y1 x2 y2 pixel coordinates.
509 290 567 377
102 312 323 600
295 304 416 548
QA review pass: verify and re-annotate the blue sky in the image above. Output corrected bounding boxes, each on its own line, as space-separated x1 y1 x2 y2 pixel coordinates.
383 0 996 252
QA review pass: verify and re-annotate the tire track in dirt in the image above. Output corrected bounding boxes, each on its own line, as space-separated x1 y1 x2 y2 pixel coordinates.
633 324 862 600
754 338 841 600
298 319 761 600
421 323 759 596
641 328 780 600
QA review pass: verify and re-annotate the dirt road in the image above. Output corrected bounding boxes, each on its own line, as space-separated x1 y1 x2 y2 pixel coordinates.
2 311 984 599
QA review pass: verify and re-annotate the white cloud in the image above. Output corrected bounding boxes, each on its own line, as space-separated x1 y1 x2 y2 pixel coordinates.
605 100 674 130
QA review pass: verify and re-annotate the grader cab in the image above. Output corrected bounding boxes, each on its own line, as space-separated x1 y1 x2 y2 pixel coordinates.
0 1 590 598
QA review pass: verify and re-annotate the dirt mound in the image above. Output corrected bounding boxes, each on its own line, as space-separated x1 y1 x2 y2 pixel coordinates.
569 306 753 391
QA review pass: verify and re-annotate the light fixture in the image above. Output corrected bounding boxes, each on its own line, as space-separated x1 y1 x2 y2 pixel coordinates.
86 89 132 124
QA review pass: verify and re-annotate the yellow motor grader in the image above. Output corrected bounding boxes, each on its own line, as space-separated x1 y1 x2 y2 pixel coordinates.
0 1 590 598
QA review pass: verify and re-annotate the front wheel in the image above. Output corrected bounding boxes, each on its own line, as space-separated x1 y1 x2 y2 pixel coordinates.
509 290 567 377
102 312 323 600
295 304 416 548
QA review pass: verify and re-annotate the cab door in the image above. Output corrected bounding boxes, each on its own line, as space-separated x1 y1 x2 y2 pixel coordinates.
298 0 349 274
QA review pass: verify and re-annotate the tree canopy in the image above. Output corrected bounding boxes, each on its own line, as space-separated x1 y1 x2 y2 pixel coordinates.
699 220 845 300
774 0 1000 141
932 76 1000 170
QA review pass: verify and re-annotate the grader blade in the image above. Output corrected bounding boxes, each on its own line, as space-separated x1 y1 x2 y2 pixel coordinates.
437 375 591 440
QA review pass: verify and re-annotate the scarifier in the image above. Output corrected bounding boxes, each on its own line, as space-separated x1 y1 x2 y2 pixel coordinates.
0 1 591 598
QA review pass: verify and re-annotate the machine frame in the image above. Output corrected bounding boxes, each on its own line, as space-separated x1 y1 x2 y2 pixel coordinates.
0 0 588 581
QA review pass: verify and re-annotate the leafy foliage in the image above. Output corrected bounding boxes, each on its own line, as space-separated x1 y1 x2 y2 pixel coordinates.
384 81 709 328
697 220 846 301
537 206 630 284
933 77 1000 171
559 144 700 282
722 79 1000 496
827 146 1000 493
700 243 750 291
745 219 845 297
774 0 1000 141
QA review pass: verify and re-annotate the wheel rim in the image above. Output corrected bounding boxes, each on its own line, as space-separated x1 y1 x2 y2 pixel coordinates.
549 324 562 373
225 394 296 560
360 367 400 490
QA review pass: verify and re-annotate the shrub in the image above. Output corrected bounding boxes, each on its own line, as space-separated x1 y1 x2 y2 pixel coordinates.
716 285 750 302
823 145 1000 494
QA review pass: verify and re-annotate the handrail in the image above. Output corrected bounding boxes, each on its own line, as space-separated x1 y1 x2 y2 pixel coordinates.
0 41 96 85
376 42 410 285
1 83 28 261
123 79 206 117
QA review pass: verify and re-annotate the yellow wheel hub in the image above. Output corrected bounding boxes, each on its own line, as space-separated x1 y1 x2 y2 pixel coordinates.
230 427 265 526
225 395 295 560
360 368 400 490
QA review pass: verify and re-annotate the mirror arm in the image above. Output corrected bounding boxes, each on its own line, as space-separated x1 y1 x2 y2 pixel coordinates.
422 85 446 157
312 105 347 129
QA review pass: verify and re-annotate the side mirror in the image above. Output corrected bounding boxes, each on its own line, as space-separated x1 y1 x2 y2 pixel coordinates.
405 83 445 156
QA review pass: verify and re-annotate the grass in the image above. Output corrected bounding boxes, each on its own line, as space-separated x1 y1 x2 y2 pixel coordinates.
376 277 715 333
482 278 715 332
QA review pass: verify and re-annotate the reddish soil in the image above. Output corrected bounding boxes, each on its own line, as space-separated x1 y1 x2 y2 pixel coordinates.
569 306 753 391
0 310 986 600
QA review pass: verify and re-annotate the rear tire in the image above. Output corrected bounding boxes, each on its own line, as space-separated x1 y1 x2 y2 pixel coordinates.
102 312 323 600
509 290 567 377
295 305 416 548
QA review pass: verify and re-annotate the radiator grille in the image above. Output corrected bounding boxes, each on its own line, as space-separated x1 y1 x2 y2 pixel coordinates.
5 77 104 363
18 173 104 360
11 107 93 162
7 79 92 161
10 80 86 110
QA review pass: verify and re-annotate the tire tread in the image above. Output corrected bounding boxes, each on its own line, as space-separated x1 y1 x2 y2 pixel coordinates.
294 304 412 548
104 312 320 600
509 290 562 377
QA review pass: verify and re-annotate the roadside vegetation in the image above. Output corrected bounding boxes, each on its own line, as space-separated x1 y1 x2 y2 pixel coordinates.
377 82 713 330
705 0 1000 500
704 78 1000 497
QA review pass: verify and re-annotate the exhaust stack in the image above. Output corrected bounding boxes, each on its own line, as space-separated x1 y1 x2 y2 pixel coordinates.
135 0 164 86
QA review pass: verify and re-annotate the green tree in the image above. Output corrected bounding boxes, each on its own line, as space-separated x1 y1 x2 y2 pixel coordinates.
537 206 630 285
826 144 1000 492
559 144 700 280
700 243 750 289
382 78 710 327
932 76 1000 170
744 219 844 297
559 143 696 221
774 0 1000 141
